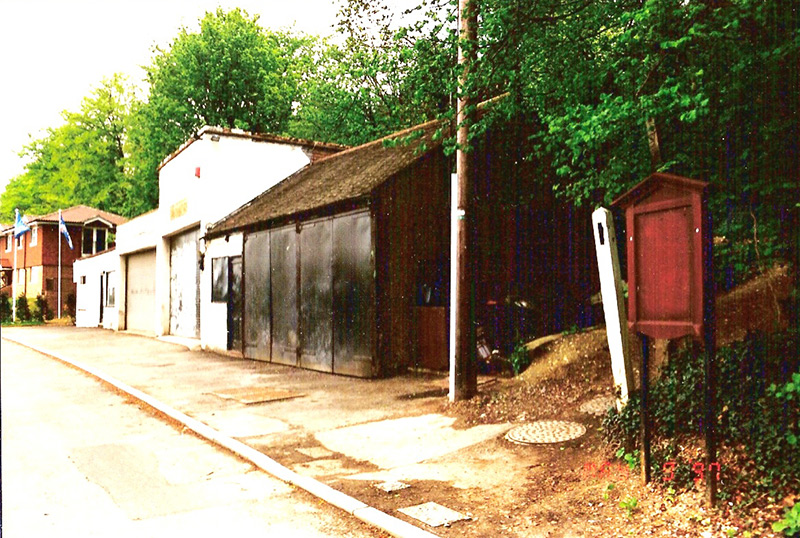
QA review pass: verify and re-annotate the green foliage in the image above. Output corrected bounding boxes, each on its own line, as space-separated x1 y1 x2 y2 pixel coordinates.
509 341 531 375
384 0 799 287
0 292 11 323
14 294 31 321
615 447 639 472
604 331 800 503
0 75 136 221
769 372 800 447
289 0 456 146
773 503 800 536
65 293 76 320
619 496 639 519
125 8 307 216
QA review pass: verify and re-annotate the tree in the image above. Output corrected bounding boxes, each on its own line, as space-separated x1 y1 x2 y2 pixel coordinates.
289 0 457 146
0 74 135 221
470 0 798 283
124 8 305 215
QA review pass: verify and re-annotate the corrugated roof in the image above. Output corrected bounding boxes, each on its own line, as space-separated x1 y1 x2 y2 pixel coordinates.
208 118 448 236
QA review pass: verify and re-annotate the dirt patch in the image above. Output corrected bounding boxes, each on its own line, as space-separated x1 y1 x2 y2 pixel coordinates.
430 264 795 537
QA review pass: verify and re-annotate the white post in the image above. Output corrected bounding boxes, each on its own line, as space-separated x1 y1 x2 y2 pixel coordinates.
12 227 17 322
58 209 62 319
592 208 634 410
449 172 458 402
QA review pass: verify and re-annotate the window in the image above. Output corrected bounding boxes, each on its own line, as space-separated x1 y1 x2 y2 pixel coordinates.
45 278 55 292
82 227 109 255
104 271 116 307
30 226 37 246
95 229 106 254
211 257 229 302
80 276 87 285
82 228 93 255
5 234 10 252
16 236 23 249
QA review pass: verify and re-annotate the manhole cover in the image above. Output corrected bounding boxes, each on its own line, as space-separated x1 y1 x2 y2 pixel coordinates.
579 394 616 416
505 420 586 445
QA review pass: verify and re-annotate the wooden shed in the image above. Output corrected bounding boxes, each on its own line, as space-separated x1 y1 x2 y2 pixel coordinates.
207 118 599 378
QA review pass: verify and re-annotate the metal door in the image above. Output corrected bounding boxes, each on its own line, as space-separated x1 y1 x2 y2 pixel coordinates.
299 219 333 373
169 228 201 338
244 231 270 360
270 225 298 365
332 212 374 377
228 256 243 351
125 249 156 334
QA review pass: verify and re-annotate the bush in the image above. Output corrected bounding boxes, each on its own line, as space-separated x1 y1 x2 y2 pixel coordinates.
604 330 800 503
34 294 53 321
14 294 31 321
509 341 532 375
65 293 76 319
773 503 800 536
0 292 11 323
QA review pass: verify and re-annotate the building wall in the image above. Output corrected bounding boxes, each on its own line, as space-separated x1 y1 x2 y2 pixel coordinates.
2 223 83 314
159 132 314 238
472 125 600 345
374 151 450 375
73 249 120 330
115 210 159 331
200 233 243 353
142 132 316 339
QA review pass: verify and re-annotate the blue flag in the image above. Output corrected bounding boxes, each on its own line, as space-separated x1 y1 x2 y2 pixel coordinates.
59 211 73 250
14 209 29 238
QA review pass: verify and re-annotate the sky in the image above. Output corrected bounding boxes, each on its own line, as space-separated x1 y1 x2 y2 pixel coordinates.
0 0 417 196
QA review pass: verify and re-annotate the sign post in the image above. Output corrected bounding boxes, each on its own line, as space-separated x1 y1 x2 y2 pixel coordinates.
613 173 716 506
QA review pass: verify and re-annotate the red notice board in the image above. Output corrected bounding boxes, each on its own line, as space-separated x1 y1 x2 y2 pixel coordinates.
612 173 710 340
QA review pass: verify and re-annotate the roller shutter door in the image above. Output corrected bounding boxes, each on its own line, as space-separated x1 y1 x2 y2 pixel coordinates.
125 249 156 334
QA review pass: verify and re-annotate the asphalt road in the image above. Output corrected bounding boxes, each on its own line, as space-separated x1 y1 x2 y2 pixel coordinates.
1 338 385 538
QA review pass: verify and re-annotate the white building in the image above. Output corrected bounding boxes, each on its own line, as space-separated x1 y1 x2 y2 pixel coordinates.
112 127 344 350
73 248 119 330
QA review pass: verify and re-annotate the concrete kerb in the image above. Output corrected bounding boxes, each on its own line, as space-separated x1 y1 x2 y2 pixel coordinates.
3 336 440 538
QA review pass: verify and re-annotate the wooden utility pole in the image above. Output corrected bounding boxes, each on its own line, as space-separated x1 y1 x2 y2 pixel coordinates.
450 0 478 401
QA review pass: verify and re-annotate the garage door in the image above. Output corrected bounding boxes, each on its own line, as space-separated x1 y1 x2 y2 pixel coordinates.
169 228 201 338
125 249 156 334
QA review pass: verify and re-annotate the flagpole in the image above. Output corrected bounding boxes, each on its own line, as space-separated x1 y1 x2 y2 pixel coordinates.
58 209 62 319
12 211 17 322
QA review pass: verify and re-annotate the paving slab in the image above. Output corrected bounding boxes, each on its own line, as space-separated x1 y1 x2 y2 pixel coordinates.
315 414 511 469
398 502 470 527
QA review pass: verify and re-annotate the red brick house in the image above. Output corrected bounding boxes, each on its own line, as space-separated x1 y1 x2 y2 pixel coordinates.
1 205 127 314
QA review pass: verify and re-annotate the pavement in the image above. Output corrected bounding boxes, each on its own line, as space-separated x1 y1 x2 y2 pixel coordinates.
1 325 521 538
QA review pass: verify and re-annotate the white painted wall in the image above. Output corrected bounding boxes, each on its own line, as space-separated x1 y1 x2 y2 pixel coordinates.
159 131 312 234
73 249 120 330
112 128 315 340
200 233 243 354
115 210 160 334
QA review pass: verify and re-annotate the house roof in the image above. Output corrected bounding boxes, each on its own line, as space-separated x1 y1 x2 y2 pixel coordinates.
158 125 349 172
1 205 127 234
208 118 448 236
